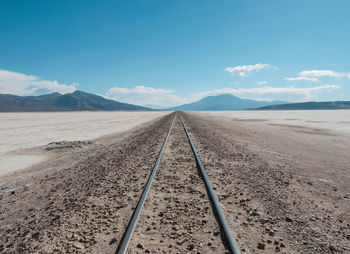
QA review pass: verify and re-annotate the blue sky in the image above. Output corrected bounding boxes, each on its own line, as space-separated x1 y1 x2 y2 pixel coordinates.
0 0 349 107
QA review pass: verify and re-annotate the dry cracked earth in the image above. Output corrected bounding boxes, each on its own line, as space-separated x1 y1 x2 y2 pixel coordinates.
0 112 349 254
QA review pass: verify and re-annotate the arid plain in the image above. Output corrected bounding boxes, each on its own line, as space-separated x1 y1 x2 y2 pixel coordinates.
0 112 169 177
1 110 349 253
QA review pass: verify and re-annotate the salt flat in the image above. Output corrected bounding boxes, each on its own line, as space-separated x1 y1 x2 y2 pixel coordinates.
194 110 350 135
0 111 169 176
193 110 350 194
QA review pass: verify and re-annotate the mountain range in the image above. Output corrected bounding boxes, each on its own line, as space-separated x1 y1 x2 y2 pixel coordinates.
167 94 286 111
1 90 349 111
0 90 149 111
256 101 350 110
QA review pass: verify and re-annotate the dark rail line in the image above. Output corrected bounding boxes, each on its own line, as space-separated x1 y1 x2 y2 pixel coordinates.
116 112 240 253
116 114 176 254
180 114 241 254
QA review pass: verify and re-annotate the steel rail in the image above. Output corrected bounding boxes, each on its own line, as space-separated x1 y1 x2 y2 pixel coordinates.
116 113 176 254
180 114 241 254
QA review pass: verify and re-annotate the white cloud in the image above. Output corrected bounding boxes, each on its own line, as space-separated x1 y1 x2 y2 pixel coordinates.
257 81 268 85
225 63 271 76
285 69 350 82
285 76 318 82
0 69 77 96
300 70 350 79
0 70 37 81
106 86 187 107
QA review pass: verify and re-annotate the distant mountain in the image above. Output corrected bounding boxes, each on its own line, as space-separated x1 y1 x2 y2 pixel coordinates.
256 101 350 110
0 90 150 111
167 94 286 111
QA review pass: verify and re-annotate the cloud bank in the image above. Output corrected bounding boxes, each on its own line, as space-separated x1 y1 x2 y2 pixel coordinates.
106 86 187 107
225 63 271 76
0 69 342 108
194 84 340 102
106 84 340 107
285 69 350 82
0 69 77 96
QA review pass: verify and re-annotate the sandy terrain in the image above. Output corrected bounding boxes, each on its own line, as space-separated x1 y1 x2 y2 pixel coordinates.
0 111 349 253
0 113 174 253
185 111 350 253
0 111 169 176
194 110 350 135
193 110 350 194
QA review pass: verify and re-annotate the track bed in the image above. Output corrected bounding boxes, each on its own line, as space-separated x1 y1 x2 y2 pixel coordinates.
126 115 229 253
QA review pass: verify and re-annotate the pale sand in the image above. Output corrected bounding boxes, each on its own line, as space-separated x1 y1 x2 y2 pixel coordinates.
192 110 350 192
194 110 350 135
0 111 169 176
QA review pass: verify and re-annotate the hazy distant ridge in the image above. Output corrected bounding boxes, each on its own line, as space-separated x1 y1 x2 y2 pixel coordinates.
256 101 350 110
0 90 150 111
167 94 286 111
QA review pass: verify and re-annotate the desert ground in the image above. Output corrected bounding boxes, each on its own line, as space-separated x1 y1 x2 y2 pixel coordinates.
0 111 349 253
0 111 169 176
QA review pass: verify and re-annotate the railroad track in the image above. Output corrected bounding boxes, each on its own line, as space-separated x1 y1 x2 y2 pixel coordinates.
116 112 240 254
